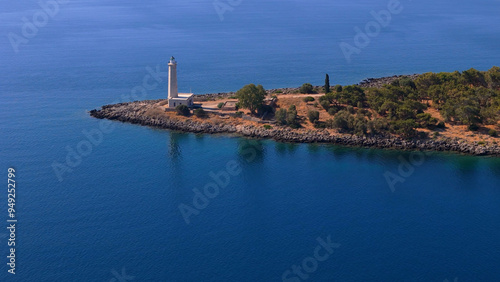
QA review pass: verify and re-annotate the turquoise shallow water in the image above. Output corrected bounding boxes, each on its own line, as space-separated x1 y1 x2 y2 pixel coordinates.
1 0 500 281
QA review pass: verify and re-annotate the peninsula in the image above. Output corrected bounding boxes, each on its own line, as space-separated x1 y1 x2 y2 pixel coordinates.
90 62 500 156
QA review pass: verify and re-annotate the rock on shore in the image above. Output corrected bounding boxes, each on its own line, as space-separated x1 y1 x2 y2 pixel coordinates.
89 100 500 157
358 74 420 88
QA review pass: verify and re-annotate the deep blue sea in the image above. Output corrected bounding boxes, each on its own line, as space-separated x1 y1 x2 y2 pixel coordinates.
1 0 500 281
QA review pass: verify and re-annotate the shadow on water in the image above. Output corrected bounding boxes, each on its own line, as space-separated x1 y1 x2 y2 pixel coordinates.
451 156 480 175
318 142 494 175
323 143 363 161
488 158 500 176
194 133 205 141
306 143 321 154
166 130 498 183
167 131 189 161
237 138 266 164
275 142 299 156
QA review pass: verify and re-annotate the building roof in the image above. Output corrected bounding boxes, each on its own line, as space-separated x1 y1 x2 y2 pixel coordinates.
170 93 194 101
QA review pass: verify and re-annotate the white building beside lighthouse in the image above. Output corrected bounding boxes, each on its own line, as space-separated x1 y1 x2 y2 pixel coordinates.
167 56 194 108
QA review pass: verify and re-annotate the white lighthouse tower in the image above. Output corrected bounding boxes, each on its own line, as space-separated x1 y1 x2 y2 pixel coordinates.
167 56 194 108
168 56 178 99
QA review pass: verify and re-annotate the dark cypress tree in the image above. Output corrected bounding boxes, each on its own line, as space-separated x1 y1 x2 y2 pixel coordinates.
325 74 331 94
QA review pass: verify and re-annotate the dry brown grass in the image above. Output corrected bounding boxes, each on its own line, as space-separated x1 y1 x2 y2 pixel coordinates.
420 104 499 143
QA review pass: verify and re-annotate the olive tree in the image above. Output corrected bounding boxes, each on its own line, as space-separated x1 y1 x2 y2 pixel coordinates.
235 84 266 114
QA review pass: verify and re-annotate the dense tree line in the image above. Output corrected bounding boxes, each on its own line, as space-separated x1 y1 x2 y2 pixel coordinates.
321 67 500 137
235 67 499 138
415 67 500 128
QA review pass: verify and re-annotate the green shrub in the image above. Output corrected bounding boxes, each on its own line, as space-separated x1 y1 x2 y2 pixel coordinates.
489 129 498 137
338 85 366 107
263 124 272 130
367 118 389 135
418 131 429 139
275 108 287 125
331 110 351 131
320 93 336 103
328 107 339 116
307 110 320 123
468 123 479 131
176 104 190 116
346 105 355 114
194 108 207 118
303 96 315 102
416 113 438 129
320 100 330 111
364 111 372 119
327 110 368 135
390 119 418 138
217 102 224 109
287 105 299 127
234 111 243 117
352 116 368 135
314 123 326 129
436 121 445 128
400 77 417 89
299 83 314 94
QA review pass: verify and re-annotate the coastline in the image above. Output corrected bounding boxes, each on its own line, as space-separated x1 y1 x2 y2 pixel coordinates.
90 99 500 157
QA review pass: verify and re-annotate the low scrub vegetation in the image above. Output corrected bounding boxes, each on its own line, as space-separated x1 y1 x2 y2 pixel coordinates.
176 105 190 116
303 96 315 102
299 83 314 94
307 110 320 124
194 108 207 118
276 105 300 128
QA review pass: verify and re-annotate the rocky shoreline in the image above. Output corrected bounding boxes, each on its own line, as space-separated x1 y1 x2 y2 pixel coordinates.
358 74 420 88
89 100 500 157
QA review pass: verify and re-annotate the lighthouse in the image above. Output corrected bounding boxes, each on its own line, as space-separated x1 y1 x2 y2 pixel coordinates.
168 56 178 99
167 56 194 108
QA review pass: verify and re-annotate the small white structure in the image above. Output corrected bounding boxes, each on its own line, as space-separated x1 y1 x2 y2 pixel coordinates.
167 56 194 108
